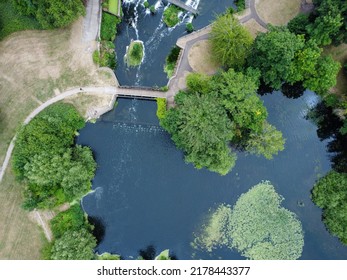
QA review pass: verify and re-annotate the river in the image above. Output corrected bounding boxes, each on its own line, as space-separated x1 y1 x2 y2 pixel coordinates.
77 0 347 259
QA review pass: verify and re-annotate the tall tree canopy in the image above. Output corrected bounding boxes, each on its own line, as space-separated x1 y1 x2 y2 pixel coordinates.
13 0 85 29
161 92 237 175
312 171 347 245
249 26 340 94
51 228 96 260
248 26 305 89
12 103 96 209
162 69 285 175
210 13 253 69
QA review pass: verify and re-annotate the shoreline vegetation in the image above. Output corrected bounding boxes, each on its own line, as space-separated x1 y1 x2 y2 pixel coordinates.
164 46 181 78
94 11 121 68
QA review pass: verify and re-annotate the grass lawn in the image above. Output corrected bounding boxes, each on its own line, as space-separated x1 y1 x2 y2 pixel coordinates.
109 0 119 15
324 44 347 97
256 0 301 26
0 0 42 40
0 19 116 259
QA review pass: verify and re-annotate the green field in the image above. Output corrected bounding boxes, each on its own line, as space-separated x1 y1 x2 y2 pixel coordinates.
109 0 119 15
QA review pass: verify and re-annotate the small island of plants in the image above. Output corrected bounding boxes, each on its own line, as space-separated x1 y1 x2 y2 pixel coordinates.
125 40 144 67
163 5 182 27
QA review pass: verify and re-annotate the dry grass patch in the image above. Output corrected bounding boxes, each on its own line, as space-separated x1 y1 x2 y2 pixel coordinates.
188 40 221 75
0 167 43 259
324 44 347 97
256 0 301 26
0 18 115 164
243 19 267 38
65 93 114 118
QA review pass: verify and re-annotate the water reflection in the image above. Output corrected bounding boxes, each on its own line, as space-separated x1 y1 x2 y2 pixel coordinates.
308 102 347 173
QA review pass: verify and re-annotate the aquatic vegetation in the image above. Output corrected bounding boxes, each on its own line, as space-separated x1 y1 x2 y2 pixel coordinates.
192 204 233 252
192 182 304 260
230 182 304 260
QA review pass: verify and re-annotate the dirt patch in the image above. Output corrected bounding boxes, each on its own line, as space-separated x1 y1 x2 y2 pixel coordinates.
188 40 221 75
256 0 301 26
65 92 115 119
243 18 267 38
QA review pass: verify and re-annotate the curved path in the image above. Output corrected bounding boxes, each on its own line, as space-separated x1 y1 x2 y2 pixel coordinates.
249 0 268 28
0 2 271 183
0 86 165 182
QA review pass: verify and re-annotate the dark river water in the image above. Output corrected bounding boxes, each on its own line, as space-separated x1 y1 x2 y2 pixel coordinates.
77 0 347 259
78 92 347 260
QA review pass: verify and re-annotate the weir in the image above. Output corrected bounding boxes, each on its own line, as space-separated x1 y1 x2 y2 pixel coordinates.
167 0 198 14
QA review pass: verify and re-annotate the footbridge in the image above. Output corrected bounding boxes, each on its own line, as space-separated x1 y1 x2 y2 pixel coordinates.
116 86 166 99
167 0 198 14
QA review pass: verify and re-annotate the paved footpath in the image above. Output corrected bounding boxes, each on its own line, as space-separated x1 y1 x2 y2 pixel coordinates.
0 1 270 183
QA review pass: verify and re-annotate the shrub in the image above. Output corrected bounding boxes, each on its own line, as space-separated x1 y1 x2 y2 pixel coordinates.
235 0 245 12
50 204 89 239
93 50 100 65
156 98 167 120
100 12 120 41
144 1 149 8
186 22 194 33
150 5 156 14
164 46 180 78
163 5 182 27
126 41 144 67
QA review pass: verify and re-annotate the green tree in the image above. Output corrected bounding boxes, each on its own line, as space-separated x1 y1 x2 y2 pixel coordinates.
36 0 85 29
13 103 85 179
287 40 322 84
211 68 266 136
307 0 344 45
13 0 85 29
246 122 285 159
100 12 120 41
303 55 341 95
249 26 305 89
312 171 347 245
210 13 253 69
161 92 237 175
51 228 97 260
230 182 304 260
50 204 89 239
287 14 311 36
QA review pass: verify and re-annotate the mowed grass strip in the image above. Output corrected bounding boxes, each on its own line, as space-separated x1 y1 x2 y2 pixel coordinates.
109 0 119 15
